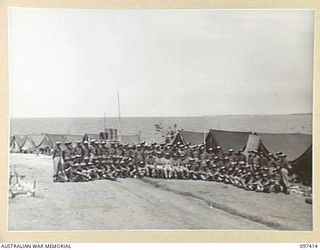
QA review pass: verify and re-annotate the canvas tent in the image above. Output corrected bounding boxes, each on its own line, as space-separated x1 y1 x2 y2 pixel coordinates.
29 134 45 148
15 135 28 148
44 134 68 150
172 130 207 146
241 132 312 182
20 136 36 153
64 134 84 145
258 132 312 182
243 134 261 156
205 129 250 152
10 135 28 153
10 135 21 153
36 134 53 154
291 146 312 183
258 133 312 162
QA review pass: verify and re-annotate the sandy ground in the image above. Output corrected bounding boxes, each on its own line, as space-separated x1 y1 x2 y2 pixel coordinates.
8 153 312 231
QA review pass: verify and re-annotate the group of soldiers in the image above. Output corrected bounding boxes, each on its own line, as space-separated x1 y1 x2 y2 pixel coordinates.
52 140 292 194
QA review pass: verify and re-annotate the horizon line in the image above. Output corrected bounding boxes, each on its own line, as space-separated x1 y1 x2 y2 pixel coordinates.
10 112 312 119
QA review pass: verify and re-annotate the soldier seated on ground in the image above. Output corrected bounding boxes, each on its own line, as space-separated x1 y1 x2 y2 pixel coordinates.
145 153 155 177
51 140 296 194
230 169 239 186
233 171 245 188
63 158 72 181
271 179 282 193
244 172 255 191
250 173 264 192
199 162 212 181
75 162 90 182
209 165 219 181
87 162 99 180
170 154 180 179
69 163 81 182
96 160 107 179
190 158 201 180
260 173 273 193
174 163 183 179
163 153 173 179
135 161 146 178
154 152 164 178
181 162 189 180
204 160 215 180
108 160 119 178
216 166 225 182
120 160 130 178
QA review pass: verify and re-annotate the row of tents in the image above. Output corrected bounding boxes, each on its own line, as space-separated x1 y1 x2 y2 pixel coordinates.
10 133 141 154
10 129 312 183
172 129 312 183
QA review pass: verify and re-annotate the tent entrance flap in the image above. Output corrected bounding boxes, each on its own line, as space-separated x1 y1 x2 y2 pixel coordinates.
243 134 261 156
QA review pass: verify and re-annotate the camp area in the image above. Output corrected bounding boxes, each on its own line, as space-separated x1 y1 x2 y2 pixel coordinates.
171 129 312 184
8 127 313 231
10 130 141 154
10 128 312 185
8 153 313 231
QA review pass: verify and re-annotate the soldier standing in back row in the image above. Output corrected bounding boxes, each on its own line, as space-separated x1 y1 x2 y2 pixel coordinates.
82 141 90 159
59 141 73 181
63 142 73 162
216 146 223 160
280 161 291 194
237 149 246 163
74 141 83 160
52 141 62 182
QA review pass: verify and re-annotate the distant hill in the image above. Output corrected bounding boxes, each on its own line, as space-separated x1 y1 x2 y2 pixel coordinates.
202 113 312 117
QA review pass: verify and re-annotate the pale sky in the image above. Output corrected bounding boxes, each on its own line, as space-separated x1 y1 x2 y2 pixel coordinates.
9 8 314 118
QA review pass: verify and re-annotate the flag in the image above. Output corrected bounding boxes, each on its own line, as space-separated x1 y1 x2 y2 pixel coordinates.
155 123 163 132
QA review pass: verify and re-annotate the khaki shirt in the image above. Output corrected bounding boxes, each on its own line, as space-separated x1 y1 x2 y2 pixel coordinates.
52 146 62 158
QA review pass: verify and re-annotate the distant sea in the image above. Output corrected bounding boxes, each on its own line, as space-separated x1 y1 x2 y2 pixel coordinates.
10 114 312 143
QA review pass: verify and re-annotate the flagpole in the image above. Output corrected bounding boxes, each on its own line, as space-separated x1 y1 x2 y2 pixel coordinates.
117 90 121 142
104 112 107 132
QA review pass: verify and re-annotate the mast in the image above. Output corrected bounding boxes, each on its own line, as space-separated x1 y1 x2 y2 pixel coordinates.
117 90 121 142
104 112 107 132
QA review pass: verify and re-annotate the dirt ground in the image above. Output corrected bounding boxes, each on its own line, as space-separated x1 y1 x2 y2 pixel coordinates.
8 153 312 231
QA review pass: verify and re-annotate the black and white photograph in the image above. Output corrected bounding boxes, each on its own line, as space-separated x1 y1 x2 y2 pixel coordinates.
8 8 313 231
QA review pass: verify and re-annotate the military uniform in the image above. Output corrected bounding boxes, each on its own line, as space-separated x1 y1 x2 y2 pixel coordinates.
260 154 268 168
62 142 73 165
247 151 254 166
109 145 116 156
154 154 165 178
164 155 173 179
253 153 261 170
237 151 246 163
216 147 224 160
52 142 63 181
145 155 155 177
69 163 82 182
280 163 290 194
184 146 193 158
190 159 200 179
74 142 83 159
82 142 91 159
207 148 215 161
